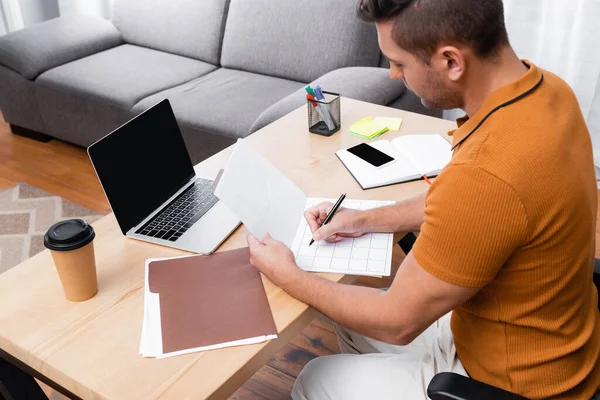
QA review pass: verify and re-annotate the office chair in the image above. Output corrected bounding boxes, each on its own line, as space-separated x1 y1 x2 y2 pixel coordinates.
426 257 600 400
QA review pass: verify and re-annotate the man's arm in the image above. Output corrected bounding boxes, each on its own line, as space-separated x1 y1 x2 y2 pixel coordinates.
285 253 478 344
364 192 427 233
247 234 479 345
308 192 427 242
249 165 526 344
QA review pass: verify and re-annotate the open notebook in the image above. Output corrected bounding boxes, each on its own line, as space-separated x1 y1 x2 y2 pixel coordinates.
213 139 395 277
336 134 452 190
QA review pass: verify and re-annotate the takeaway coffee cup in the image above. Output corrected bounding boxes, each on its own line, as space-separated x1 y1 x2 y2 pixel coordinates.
44 219 98 302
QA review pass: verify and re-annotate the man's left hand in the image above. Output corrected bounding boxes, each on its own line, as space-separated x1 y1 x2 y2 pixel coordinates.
246 233 302 288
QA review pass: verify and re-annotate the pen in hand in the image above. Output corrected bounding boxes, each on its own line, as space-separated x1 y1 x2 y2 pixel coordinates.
309 193 347 246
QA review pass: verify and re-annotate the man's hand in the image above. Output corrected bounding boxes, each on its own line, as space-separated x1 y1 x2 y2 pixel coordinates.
305 202 367 243
246 233 302 287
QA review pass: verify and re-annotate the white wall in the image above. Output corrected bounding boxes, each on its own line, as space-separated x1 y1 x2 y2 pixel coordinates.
1 0 24 33
58 0 111 19
12 0 111 29
18 0 58 27
0 8 7 34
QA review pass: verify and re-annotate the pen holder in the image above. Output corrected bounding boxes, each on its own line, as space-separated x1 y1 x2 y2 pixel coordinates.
307 91 341 137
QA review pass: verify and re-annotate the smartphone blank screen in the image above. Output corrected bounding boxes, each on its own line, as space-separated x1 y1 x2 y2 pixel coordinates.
347 143 394 167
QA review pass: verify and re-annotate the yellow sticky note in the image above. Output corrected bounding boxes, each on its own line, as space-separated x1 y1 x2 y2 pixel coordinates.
374 117 403 131
349 117 388 138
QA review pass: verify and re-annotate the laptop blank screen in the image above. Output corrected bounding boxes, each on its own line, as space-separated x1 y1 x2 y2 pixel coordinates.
88 100 195 234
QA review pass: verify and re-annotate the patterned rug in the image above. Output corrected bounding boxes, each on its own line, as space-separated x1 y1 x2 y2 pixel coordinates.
0 182 102 274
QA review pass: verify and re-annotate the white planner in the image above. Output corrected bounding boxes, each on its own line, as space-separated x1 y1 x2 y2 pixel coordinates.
291 198 394 276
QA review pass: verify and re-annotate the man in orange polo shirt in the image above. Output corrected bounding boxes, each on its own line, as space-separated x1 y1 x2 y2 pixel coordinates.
246 0 600 399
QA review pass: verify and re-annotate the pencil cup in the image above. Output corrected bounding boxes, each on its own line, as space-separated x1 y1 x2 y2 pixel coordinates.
44 219 98 302
307 91 341 136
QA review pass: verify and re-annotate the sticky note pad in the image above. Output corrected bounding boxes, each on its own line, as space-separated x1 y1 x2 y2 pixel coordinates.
349 117 388 139
374 117 403 131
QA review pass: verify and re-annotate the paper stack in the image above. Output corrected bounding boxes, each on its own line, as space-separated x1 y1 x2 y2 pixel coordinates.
140 248 278 359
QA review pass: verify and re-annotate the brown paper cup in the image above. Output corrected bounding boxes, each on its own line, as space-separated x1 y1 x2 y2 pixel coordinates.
44 219 98 302
50 241 98 302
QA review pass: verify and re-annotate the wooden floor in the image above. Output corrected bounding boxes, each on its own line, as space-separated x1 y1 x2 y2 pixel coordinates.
0 116 396 400
4 115 600 400
0 122 111 215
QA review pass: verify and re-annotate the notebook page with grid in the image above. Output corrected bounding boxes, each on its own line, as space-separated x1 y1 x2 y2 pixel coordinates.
290 198 395 277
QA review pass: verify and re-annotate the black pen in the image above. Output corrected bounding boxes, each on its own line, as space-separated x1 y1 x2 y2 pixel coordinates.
309 193 347 246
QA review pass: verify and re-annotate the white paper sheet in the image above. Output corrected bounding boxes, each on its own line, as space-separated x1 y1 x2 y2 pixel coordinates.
214 139 307 247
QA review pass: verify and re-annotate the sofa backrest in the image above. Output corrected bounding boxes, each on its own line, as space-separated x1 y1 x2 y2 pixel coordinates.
220 0 381 83
112 0 229 65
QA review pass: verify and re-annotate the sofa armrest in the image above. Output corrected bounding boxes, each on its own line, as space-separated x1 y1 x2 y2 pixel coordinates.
427 373 529 400
250 66 405 133
0 14 123 80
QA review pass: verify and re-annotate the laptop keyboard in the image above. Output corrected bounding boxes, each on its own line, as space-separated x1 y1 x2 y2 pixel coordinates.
135 178 219 242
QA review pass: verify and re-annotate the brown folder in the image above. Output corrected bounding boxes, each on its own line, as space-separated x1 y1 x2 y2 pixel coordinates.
148 247 277 354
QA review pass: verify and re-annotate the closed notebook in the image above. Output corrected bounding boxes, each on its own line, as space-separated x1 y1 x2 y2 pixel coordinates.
146 247 277 356
336 134 453 190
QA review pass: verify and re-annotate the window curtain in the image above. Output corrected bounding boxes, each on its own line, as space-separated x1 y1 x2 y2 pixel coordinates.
444 0 600 166
58 0 113 19
503 0 600 165
0 0 24 35
590 79 600 167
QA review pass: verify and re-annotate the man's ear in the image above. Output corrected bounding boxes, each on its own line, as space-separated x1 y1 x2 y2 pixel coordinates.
435 45 465 82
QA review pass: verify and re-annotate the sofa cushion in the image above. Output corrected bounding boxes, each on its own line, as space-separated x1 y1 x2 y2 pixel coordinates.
133 68 304 139
36 44 217 110
221 0 381 83
112 0 229 65
251 67 406 133
0 14 122 80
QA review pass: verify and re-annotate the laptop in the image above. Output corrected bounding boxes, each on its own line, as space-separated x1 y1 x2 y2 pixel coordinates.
87 99 240 254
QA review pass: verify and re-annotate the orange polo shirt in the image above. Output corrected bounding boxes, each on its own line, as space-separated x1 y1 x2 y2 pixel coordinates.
412 61 600 399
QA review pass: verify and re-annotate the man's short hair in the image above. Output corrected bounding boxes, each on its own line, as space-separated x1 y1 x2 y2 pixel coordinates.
357 0 509 63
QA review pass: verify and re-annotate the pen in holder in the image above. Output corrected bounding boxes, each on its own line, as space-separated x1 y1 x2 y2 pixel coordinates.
307 91 341 137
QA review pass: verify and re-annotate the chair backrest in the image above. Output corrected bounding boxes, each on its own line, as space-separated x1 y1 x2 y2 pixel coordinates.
112 0 230 65
220 0 382 83
594 274 599 311
595 277 599 311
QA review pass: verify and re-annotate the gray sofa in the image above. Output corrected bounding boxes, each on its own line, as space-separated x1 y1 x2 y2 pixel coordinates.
0 0 438 164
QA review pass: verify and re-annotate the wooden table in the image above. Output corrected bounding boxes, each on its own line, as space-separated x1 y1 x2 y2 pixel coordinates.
0 98 455 400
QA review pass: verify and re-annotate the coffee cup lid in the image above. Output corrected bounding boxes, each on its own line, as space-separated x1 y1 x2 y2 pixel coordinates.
44 219 95 252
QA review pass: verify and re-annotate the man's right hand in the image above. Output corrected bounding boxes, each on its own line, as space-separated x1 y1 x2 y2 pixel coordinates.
304 202 367 243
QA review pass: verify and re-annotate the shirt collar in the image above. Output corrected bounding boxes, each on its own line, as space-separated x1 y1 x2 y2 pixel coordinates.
449 60 544 148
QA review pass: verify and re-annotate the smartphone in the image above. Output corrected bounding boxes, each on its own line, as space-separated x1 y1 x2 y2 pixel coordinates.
346 143 395 168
